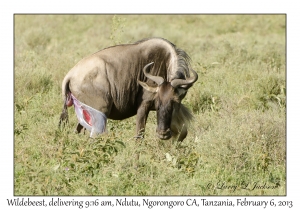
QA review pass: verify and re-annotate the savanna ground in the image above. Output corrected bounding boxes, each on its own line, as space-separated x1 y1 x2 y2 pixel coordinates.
14 15 286 195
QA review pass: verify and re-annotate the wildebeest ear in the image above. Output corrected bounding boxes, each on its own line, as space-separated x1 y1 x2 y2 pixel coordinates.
137 80 158 93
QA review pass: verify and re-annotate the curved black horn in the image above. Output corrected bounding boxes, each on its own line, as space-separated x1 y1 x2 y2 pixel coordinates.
143 62 164 86
170 68 198 88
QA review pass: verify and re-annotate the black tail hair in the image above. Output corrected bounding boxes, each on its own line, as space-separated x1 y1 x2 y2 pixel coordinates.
58 81 70 127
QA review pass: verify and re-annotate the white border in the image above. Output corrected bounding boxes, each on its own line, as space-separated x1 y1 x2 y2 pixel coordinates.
2 0 299 209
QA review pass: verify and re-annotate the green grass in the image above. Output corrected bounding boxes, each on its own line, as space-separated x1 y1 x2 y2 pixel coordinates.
14 14 286 195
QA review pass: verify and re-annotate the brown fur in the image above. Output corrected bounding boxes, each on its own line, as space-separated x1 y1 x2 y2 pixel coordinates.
59 37 198 141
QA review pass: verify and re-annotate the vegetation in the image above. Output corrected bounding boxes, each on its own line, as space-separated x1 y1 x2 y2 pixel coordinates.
14 15 286 195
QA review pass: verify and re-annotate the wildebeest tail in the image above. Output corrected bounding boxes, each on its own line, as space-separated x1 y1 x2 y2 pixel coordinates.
58 79 71 127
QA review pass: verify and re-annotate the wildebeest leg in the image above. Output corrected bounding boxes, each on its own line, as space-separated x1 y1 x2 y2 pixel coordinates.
135 102 151 139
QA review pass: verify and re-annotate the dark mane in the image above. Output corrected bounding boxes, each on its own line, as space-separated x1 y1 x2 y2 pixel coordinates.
175 47 192 78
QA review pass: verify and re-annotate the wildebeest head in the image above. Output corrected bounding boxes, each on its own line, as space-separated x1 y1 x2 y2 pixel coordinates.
138 62 198 140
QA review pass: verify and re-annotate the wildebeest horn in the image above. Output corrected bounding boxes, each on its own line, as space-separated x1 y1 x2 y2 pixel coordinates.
143 62 164 86
170 68 198 88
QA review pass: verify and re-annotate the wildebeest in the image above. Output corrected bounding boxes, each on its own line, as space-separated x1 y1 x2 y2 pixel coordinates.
59 37 198 141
